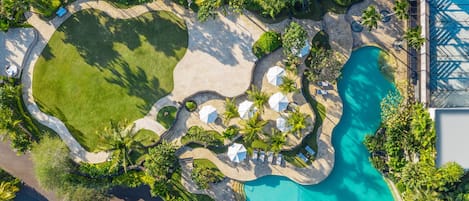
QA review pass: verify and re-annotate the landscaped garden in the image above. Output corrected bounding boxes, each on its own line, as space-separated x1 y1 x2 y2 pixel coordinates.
157 106 178 129
32 10 188 152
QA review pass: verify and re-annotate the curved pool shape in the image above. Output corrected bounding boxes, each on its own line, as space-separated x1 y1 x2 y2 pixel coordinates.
245 46 396 201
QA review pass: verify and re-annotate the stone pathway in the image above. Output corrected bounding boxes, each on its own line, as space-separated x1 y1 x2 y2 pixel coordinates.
0 28 36 77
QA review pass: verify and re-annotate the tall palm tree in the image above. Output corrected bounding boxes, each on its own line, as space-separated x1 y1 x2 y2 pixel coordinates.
246 85 269 113
103 121 142 173
393 0 409 20
268 128 286 153
0 181 19 201
287 108 308 137
404 26 425 50
240 113 267 144
361 6 381 31
223 98 238 124
279 76 298 94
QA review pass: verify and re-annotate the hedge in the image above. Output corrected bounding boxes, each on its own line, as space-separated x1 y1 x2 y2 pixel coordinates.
252 31 282 58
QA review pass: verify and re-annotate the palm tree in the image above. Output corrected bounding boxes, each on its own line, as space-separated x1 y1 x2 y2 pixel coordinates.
268 128 286 153
279 77 298 94
404 26 425 50
240 113 267 144
361 6 381 31
246 85 269 113
103 121 142 173
393 0 409 20
0 181 19 201
223 98 238 124
287 108 308 137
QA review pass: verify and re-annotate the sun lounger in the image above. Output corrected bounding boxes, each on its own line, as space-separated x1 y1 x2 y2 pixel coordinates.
259 151 265 162
276 154 283 165
305 145 316 156
317 81 329 87
316 89 328 95
56 7 67 17
267 152 273 163
252 150 258 161
297 153 308 163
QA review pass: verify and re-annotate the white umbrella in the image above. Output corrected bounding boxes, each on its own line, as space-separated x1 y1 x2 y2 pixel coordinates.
5 65 18 77
276 117 291 132
238 100 256 119
266 66 285 86
227 143 247 163
199 105 218 123
268 92 289 112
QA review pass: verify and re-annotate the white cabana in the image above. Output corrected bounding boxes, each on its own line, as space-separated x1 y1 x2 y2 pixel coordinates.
238 100 256 119
297 40 311 58
199 105 218 123
5 65 18 77
227 143 247 163
276 117 291 132
268 92 289 112
266 66 285 86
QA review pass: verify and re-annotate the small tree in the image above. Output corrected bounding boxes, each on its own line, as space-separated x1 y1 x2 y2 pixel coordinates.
240 113 267 144
144 141 177 181
223 98 238 124
268 128 286 153
361 6 381 31
246 85 269 113
0 180 19 201
287 108 308 137
282 22 308 58
228 0 246 14
279 76 298 94
404 26 425 50
393 0 409 20
253 0 287 19
197 0 222 22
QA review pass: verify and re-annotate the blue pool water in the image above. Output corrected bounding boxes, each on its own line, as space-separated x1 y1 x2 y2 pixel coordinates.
245 46 396 201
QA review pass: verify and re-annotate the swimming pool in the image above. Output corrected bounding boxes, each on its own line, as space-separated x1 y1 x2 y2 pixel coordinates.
245 46 396 201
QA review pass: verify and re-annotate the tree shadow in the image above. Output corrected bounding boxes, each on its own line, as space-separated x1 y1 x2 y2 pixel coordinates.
109 185 162 201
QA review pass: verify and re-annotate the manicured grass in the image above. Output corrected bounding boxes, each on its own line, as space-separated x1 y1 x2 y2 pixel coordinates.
156 106 178 129
133 129 159 147
33 10 188 152
193 159 224 180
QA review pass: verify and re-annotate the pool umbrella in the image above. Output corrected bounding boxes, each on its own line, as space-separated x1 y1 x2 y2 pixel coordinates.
266 66 285 86
5 65 18 77
269 92 289 112
238 100 256 119
227 143 247 163
276 117 290 132
199 105 218 124
297 40 311 58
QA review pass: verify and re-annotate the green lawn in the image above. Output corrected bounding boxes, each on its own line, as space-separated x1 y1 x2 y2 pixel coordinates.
33 10 188 152
134 129 159 147
156 106 178 129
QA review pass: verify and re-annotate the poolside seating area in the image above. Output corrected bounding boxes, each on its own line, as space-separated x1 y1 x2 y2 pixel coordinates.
316 89 328 95
305 145 316 156
297 153 309 163
251 149 284 166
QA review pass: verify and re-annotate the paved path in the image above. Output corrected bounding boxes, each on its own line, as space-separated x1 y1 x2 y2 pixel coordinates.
0 141 57 201
0 28 36 78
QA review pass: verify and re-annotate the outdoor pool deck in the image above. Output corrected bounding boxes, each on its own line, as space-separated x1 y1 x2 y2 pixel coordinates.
428 0 469 107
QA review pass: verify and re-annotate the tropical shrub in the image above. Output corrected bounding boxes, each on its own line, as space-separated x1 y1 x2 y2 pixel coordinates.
222 125 239 140
0 0 29 32
252 31 281 58
191 159 224 189
185 100 197 112
282 21 307 59
182 126 223 147
30 0 61 18
144 141 177 181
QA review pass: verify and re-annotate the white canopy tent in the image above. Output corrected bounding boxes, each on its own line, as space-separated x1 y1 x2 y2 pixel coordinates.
276 117 291 132
5 65 18 77
266 66 285 86
199 105 218 123
227 143 247 163
268 92 289 112
238 100 256 119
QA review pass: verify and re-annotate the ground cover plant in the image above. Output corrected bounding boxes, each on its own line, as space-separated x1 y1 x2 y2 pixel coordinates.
157 106 178 129
192 159 224 189
33 10 188 152
252 31 282 58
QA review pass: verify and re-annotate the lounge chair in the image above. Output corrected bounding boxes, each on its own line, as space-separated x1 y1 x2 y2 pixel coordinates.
252 150 258 161
56 7 67 17
316 89 328 95
297 153 309 163
317 81 329 87
267 152 273 163
305 145 316 156
276 154 283 165
259 151 265 162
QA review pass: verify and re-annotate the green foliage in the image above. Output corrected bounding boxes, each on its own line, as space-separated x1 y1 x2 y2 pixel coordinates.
109 0 155 8
157 106 178 129
393 0 409 20
144 141 177 181
182 126 223 147
228 0 246 13
30 0 61 18
246 85 269 113
222 125 239 140
196 0 222 22
287 108 308 137
78 162 118 178
251 0 286 19
0 180 19 201
240 113 267 144
268 128 286 153
0 0 29 31
279 76 298 94
66 186 109 201
223 98 238 124
282 22 308 58
185 100 197 112
405 26 425 50
31 136 72 192
191 159 224 189
361 6 381 31
111 171 145 188
252 31 282 58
